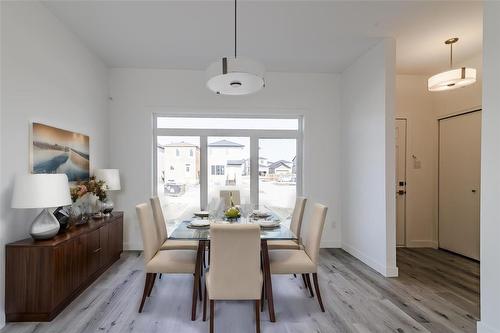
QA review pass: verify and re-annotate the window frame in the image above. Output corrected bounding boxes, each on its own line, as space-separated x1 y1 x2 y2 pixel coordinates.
153 114 303 210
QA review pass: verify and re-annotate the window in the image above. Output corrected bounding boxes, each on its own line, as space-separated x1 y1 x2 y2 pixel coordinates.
211 165 225 175
156 136 200 224
154 116 302 223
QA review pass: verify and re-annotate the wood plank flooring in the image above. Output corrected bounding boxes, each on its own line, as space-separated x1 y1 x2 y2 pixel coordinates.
1 248 479 333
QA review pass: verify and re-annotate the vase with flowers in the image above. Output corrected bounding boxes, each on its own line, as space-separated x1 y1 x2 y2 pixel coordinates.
70 177 107 223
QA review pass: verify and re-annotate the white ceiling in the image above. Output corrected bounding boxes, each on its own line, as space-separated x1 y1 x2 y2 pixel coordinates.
43 0 483 75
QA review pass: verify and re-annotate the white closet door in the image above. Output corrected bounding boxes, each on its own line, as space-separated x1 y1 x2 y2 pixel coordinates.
439 111 481 260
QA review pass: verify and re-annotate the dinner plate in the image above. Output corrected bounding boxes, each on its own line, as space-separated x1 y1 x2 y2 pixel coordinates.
252 210 271 218
258 220 280 228
193 211 210 218
190 220 211 227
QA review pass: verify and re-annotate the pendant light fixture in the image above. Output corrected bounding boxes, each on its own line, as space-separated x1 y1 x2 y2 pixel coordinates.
428 37 476 92
206 0 265 95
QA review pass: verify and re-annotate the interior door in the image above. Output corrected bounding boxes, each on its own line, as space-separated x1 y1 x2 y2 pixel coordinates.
439 111 481 260
395 119 407 246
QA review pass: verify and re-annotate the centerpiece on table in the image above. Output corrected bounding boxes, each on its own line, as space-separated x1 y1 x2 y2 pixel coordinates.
223 191 241 220
70 177 108 223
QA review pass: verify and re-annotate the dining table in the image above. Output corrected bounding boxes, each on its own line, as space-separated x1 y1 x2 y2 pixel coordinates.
169 215 297 322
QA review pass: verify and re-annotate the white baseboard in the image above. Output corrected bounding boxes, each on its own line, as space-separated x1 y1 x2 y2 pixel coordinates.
406 240 438 248
321 240 342 248
477 321 500 333
342 243 398 277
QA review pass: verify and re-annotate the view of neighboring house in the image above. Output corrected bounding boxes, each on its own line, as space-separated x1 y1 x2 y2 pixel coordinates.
159 142 200 195
268 160 293 175
208 139 245 186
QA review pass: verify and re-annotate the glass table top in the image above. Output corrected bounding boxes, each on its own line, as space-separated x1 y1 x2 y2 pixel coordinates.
169 218 297 241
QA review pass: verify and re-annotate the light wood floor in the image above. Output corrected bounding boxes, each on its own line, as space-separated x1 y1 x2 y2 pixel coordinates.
2 248 479 333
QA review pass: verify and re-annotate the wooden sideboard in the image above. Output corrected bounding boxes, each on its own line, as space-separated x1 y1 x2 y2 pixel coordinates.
5 212 123 322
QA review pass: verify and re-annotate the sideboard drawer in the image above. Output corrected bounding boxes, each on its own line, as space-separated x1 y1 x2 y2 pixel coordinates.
87 228 101 277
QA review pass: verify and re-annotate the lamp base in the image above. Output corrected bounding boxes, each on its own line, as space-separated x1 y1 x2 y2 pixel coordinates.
30 209 60 240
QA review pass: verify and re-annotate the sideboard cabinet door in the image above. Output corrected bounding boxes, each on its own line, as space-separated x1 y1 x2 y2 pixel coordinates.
53 239 76 306
108 217 123 261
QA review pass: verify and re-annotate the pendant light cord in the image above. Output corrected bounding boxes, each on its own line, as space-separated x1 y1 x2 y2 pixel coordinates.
449 42 453 68
234 0 237 58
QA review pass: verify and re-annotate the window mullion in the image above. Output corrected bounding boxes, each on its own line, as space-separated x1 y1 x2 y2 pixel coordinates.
200 135 208 210
250 136 259 206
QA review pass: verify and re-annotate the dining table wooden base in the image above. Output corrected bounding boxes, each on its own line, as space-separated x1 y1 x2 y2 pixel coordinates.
260 239 276 322
192 240 206 321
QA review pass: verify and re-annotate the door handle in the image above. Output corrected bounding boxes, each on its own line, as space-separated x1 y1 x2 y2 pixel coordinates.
397 190 406 195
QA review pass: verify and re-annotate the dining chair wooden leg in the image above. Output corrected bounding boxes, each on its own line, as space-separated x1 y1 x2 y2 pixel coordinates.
293 274 297 278
260 284 265 312
305 273 314 298
312 273 325 312
147 273 157 297
301 274 307 288
255 300 261 333
203 285 207 321
210 300 215 333
261 240 275 322
139 273 154 313
159 273 162 280
198 275 203 301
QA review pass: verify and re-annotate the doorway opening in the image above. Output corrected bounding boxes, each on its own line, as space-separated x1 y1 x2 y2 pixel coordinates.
396 118 407 247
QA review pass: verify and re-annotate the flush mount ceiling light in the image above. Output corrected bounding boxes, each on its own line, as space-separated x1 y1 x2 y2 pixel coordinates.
206 0 265 95
428 37 476 92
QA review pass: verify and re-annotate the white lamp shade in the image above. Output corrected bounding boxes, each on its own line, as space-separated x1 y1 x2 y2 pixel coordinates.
206 57 265 95
11 174 72 209
94 169 121 191
428 67 476 92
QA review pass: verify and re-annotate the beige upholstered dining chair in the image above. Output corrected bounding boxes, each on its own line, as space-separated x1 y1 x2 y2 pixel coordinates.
219 190 240 209
203 224 262 333
136 202 200 316
268 196 307 250
150 196 198 251
268 203 328 312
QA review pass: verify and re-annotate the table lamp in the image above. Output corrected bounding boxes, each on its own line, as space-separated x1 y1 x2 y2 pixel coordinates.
11 174 72 240
94 169 121 215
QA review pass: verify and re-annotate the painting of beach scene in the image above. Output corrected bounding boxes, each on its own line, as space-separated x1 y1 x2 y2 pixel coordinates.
31 123 90 182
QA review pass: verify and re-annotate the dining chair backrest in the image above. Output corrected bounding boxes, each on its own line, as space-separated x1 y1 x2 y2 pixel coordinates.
136 203 160 263
304 203 328 265
220 190 241 210
290 196 307 239
209 223 261 300
150 196 168 242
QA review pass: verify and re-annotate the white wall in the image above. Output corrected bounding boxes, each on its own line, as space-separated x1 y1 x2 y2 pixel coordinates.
0 2 109 328
478 3 500 333
109 69 342 250
340 39 398 277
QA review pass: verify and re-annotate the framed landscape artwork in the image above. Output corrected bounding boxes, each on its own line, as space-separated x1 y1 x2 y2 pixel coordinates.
31 122 90 182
